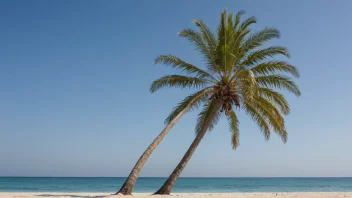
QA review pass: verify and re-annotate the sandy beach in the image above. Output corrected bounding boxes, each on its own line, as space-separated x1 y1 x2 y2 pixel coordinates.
1 192 352 198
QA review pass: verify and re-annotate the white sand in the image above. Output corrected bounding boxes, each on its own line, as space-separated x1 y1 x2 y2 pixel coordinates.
1 192 352 198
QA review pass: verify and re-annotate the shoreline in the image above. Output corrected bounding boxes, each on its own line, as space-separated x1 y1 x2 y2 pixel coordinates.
1 192 352 198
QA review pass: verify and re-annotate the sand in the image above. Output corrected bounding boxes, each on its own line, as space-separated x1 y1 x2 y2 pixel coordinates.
1 192 352 198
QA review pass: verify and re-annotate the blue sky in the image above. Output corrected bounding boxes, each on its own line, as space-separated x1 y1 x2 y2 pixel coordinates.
1 0 352 177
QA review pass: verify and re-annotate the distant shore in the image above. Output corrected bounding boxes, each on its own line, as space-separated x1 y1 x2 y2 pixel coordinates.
1 192 352 198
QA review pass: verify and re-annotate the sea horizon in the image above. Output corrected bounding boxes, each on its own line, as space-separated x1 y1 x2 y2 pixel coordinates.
1 176 352 178
1 177 352 193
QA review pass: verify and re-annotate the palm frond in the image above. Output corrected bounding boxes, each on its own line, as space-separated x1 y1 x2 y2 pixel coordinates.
241 27 280 53
241 46 290 67
258 87 290 115
253 97 287 143
165 89 212 124
227 109 240 149
224 13 237 75
150 75 208 93
233 10 246 30
154 55 215 80
179 29 218 74
239 16 257 31
193 20 217 52
243 101 271 140
250 61 300 78
254 97 284 129
195 99 221 134
255 75 301 96
215 9 227 73
229 14 252 69
227 13 234 32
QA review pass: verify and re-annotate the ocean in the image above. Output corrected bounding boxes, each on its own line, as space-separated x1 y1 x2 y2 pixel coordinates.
0 177 351 193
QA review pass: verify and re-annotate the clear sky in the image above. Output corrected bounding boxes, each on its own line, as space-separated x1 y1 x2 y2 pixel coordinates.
1 0 352 177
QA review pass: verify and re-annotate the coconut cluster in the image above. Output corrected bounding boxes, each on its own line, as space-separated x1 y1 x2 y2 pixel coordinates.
211 83 240 114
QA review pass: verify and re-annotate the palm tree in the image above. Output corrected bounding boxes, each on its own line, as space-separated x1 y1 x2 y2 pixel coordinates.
152 10 300 195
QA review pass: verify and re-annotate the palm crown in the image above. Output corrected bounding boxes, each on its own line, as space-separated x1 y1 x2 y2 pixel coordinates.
151 10 300 149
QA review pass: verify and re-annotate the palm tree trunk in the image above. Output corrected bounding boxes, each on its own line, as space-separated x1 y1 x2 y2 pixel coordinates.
115 106 191 195
154 102 221 195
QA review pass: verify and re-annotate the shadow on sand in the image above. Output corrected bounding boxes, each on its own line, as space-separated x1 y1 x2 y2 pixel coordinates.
37 194 108 198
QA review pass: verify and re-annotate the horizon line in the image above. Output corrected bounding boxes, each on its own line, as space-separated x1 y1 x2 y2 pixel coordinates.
1 176 351 178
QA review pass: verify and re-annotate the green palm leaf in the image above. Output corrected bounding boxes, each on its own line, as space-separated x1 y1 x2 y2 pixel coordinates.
193 19 217 52
253 97 288 143
253 97 284 129
227 109 240 149
255 75 301 96
250 61 300 78
155 55 215 80
178 29 218 73
242 27 280 53
243 101 271 140
215 10 227 73
150 75 208 93
239 16 257 32
258 87 290 115
233 10 246 30
241 46 290 67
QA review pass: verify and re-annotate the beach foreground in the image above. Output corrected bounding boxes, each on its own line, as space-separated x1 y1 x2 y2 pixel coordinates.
1 192 352 198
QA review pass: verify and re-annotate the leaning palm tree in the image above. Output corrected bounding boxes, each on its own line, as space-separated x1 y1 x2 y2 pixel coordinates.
153 9 300 195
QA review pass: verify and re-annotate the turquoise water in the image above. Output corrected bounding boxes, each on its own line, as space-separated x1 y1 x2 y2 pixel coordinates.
0 177 352 193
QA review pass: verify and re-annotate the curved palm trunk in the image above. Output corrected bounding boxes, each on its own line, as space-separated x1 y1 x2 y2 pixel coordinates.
154 102 221 195
116 107 191 195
